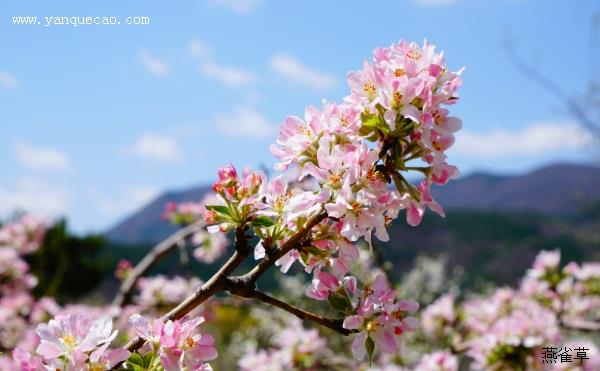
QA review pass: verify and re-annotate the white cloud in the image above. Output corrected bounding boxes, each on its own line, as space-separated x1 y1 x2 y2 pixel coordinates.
0 178 68 217
216 107 274 139
414 0 458 6
139 51 171 78
452 122 594 157
201 61 257 87
131 133 183 162
189 39 211 59
0 70 17 89
14 140 71 171
96 185 159 216
210 0 262 14
269 54 337 91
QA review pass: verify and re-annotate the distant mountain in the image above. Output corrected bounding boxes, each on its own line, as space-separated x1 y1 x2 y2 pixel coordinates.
432 163 600 214
106 185 211 245
106 163 600 245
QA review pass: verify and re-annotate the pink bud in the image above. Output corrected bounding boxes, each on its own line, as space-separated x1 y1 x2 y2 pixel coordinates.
216 164 238 184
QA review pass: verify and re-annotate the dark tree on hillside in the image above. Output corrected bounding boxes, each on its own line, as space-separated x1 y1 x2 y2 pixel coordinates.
26 219 109 302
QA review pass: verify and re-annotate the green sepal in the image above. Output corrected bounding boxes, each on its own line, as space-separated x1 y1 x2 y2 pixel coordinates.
327 292 352 313
205 205 231 216
366 336 375 365
251 215 275 228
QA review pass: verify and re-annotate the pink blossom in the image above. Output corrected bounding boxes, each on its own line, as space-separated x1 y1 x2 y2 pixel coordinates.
414 351 458 371
135 275 201 309
421 294 456 338
0 214 49 254
306 269 341 300
192 230 228 264
528 249 561 278
11 348 44 371
162 201 205 225
34 314 123 369
216 164 238 185
129 314 217 370
343 275 419 360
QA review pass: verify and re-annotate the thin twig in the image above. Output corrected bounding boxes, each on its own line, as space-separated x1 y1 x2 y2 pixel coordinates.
111 221 204 307
115 227 251 362
235 209 328 285
504 33 600 137
560 319 600 333
224 279 356 336
117 210 328 364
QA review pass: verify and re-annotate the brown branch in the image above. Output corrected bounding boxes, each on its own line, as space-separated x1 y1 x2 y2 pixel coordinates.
117 210 328 363
560 319 600 333
115 227 251 360
224 279 356 336
112 221 204 307
235 209 327 285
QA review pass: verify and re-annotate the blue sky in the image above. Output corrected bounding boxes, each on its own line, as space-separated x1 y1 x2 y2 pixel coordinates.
1 0 598 232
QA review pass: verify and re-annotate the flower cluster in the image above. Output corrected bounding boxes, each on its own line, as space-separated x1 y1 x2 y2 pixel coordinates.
271 40 463 229
4 39 465 369
420 293 456 340
0 215 52 353
129 314 217 371
162 201 206 226
204 165 266 232
465 292 560 369
521 250 600 327
191 229 228 264
135 275 202 312
199 39 463 360
414 351 458 371
238 318 330 371
415 250 600 370
5 314 129 370
114 259 133 281
340 275 419 361
0 214 48 254
162 192 230 264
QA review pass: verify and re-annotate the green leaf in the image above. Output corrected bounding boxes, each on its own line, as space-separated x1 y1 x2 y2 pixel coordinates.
327 292 351 313
142 352 155 368
303 245 329 258
205 205 230 215
300 251 311 266
362 116 380 128
126 353 147 370
360 110 376 122
394 156 406 170
391 172 407 194
365 336 375 365
251 215 275 228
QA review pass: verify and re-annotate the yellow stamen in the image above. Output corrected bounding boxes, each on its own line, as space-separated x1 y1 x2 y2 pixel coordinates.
62 334 76 347
363 82 376 97
328 173 343 188
393 91 403 108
